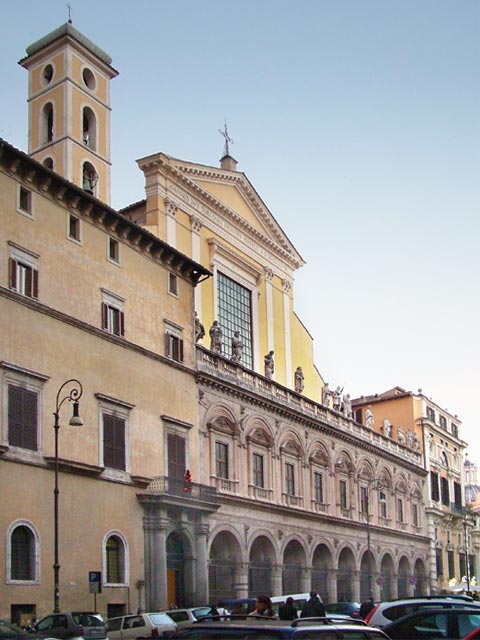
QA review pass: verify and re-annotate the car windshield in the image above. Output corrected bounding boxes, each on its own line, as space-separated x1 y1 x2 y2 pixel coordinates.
0 621 25 636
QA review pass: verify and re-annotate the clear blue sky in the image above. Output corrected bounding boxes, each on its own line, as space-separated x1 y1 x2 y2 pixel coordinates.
2 1 479 463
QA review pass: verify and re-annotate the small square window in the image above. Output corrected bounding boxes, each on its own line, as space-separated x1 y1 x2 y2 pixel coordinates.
18 187 33 216
108 238 120 263
168 273 178 295
68 215 81 241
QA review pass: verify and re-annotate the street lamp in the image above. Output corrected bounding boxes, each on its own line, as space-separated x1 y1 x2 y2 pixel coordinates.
53 379 83 613
464 516 471 594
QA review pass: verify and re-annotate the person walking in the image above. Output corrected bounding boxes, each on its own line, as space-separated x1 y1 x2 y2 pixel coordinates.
300 590 326 618
360 597 375 619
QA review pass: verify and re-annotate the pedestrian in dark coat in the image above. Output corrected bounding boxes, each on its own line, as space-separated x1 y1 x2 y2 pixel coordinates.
279 597 298 620
300 590 326 618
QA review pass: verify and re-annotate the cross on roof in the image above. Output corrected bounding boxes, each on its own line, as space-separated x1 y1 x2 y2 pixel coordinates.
219 121 234 157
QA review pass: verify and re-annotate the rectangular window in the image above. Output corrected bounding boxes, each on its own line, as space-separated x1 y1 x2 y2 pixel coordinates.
431 472 440 502
215 442 228 479
452 423 458 438
340 480 348 509
360 486 368 515
314 472 323 503
448 551 455 579
285 462 295 495
68 214 81 241
397 498 404 523
8 385 38 450
18 187 32 215
9 258 38 298
253 453 264 488
439 415 447 429
108 238 120 263
427 406 435 422
166 332 184 362
103 414 126 470
454 482 462 508
168 273 178 295
102 302 125 336
412 503 419 526
217 272 253 369
441 476 450 506
168 433 186 481
436 549 444 577
380 491 387 518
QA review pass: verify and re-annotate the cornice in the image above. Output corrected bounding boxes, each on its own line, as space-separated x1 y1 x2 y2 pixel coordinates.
0 139 211 287
0 286 196 377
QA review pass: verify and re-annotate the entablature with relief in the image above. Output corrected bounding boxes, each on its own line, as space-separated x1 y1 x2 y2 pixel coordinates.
196 368 426 478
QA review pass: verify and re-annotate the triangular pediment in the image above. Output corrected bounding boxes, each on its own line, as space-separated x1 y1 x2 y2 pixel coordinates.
137 152 304 271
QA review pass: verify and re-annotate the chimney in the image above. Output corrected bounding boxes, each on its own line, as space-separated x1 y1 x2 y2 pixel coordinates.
220 154 238 171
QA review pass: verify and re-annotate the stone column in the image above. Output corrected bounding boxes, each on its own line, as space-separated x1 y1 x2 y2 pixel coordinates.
328 569 337 603
141 499 169 611
352 570 361 603
195 520 210 605
233 562 249 598
271 564 283 596
391 573 399 600
302 566 312 593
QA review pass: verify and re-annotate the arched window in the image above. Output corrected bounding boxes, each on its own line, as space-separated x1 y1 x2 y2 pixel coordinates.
7 522 39 583
82 162 98 195
41 103 54 144
82 107 97 150
104 532 128 585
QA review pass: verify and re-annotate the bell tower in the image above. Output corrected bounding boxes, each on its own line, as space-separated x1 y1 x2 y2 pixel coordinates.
19 22 118 204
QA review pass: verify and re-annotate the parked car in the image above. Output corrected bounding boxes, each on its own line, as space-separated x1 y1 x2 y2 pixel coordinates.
366 597 480 627
324 602 361 619
32 612 106 640
161 609 212 629
0 621 44 640
171 618 390 639
383 606 480 639
106 613 176 640
464 625 480 639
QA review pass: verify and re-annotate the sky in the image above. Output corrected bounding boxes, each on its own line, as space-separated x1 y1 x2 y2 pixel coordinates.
1 1 479 462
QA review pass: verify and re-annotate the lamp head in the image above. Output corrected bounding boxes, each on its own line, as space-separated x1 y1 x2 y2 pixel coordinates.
69 400 83 426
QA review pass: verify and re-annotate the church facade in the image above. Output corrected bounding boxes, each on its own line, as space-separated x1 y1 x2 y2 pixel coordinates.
1 21 437 622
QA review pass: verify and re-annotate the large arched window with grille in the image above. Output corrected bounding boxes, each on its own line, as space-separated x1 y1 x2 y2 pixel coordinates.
7 522 39 583
104 532 128 585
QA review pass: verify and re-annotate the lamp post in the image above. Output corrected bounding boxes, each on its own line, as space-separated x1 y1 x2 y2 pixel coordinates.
53 379 83 613
464 516 471 594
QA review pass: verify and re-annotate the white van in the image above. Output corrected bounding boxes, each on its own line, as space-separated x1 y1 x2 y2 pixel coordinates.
271 593 311 618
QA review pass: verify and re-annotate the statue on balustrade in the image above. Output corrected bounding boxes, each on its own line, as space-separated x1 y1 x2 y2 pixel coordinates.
231 331 243 363
195 312 205 342
264 350 275 379
294 366 304 393
209 320 223 353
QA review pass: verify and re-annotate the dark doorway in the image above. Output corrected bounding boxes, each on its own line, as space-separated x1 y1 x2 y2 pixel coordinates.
167 532 186 606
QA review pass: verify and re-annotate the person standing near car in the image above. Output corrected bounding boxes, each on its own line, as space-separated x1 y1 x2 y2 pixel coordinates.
279 597 298 620
301 590 326 618
360 597 375 619
248 595 276 618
